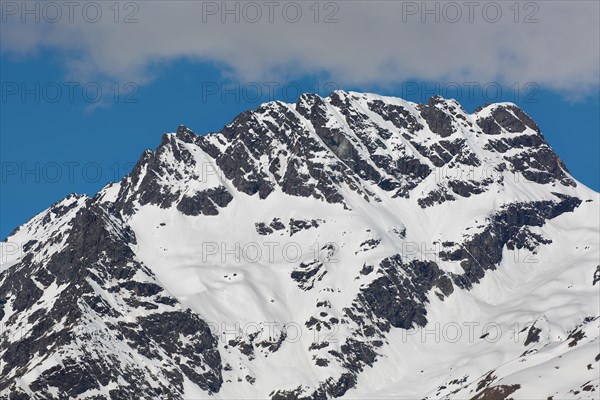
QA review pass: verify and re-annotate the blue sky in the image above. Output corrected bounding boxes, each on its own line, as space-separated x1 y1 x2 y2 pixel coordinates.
1 1 599 239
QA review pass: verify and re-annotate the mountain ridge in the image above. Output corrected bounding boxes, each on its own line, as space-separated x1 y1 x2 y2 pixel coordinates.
1 91 598 399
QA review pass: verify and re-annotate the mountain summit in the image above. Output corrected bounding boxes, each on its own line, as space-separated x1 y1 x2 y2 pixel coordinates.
1 91 598 399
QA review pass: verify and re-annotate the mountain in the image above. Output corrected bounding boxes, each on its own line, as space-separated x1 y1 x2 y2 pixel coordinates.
1 91 598 399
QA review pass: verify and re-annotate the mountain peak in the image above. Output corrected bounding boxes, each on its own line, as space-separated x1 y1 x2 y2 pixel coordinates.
1 90 596 400
176 124 190 134
175 124 197 142
109 91 576 218
474 101 541 135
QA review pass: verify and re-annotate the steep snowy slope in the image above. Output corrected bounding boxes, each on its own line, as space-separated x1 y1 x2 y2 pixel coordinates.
1 91 598 399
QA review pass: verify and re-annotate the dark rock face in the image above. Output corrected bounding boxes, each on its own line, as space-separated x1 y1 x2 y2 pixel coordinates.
114 145 184 216
356 238 381 254
506 147 576 187
418 185 457 208
477 104 539 136
289 218 323 236
118 280 163 297
524 324 542 346
448 179 491 198
255 222 274 236
255 218 287 236
176 186 233 216
484 134 545 153
303 94 377 181
367 99 423 133
418 97 455 137
291 260 327 291
270 218 286 231
441 194 582 289
294 94 379 202
354 255 453 331
471 384 521 400
255 330 287 354
204 110 277 199
0 199 222 399
270 373 358 400
472 104 576 187
136 311 222 393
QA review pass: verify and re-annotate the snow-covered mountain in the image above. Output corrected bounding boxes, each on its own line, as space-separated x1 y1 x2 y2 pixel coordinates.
1 91 598 399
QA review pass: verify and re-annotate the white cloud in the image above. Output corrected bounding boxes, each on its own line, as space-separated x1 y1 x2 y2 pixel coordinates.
1 1 598 97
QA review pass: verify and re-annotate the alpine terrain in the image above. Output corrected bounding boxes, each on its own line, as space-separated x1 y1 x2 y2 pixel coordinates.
1 91 598 399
